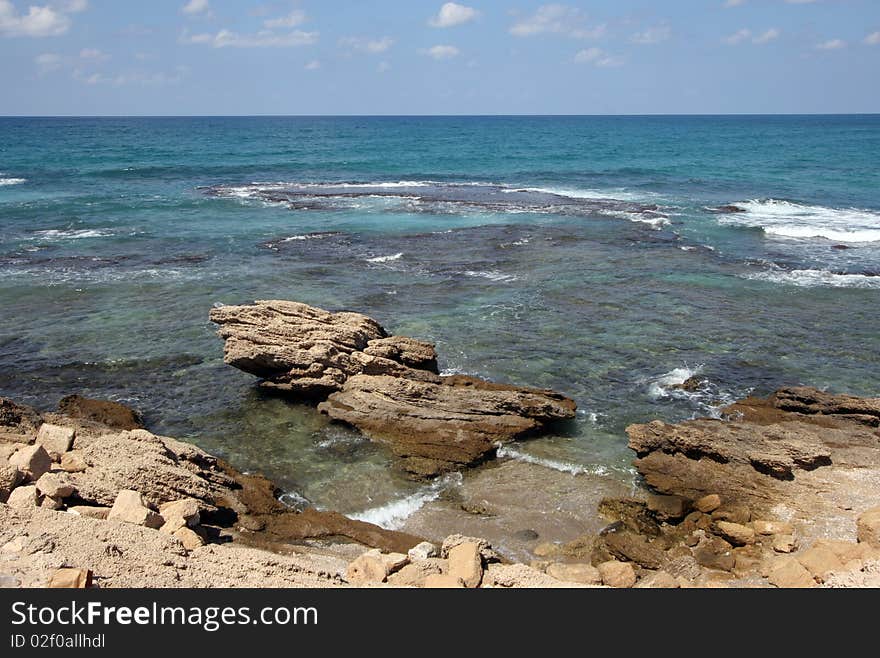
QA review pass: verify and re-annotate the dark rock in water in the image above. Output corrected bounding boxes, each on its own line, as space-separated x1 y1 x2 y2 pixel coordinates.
831 244 852 250
670 375 706 392
597 529 665 569
513 529 540 542
58 395 144 431
708 205 747 214
0 398 42 442
693 536 736 572
597 497 662 536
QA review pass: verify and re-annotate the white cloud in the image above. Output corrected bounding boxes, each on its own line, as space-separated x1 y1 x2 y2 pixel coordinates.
724 28 752 45
181 0 209 15
35 51 62 72
863 32 880 46
723 0 745 7
724 28 779 45
304 59 320 70
420 44 460 60
574 47 623 67
181 28 318 48
753 28 780 44
74 66 189 87
339 36 394 54
816 39 846 50
630 25 670 45
0 1 71 37
78 46 105 60
429 3 478 28
510 4 605 39
264 10 306 29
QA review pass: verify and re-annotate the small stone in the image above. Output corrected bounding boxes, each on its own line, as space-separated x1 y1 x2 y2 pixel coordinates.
0 464 23 496
40 495 63 510
48 568 92 589
772 534 797 553
407 541 438 561
711 504 751 525
752 520 794 536
0 574 20 588
646 494 689 520
694 536 736 572
635 571 680 589
60 451 87 473
8 445 52 482
2 537 26 553
386 560 444 587
7 484 40 508
423 574 465 588
173 527 205 550
768 557 815 588
857 507 880 548
797 545 844 582
159 498 201 533
715 521 756 546
67 506 110 520
598 560 636 588
664 555 702 581
448 542 483 588
345 549 409 585
546 562 602 585
533 542 560 558
35 472 76 499
108 489 164 529
694 494 722 513
35 423 75 459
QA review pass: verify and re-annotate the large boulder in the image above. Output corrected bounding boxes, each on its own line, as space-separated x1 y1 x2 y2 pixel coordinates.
58 395 144 431
0 398 42 443
318 374 577 476
209 300 439 397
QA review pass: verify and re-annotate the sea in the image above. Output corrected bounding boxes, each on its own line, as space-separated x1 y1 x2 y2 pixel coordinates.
1 115 878 546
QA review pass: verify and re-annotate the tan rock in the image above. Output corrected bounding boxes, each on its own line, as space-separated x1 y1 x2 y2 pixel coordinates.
773 534 797 553
159 498 201 532
753 520 794 536
857 507 880 548
48 568 92 589
715 521 756 546
173 527 205 550
386 560 444 587
533 542 560 558
812 539 865 563
345 549 408 585
2 536 26 553
406 541 438 561
35 423 75 460
694 494 722 513
67 505 110 520
635 571 680 588
60 451 87 473
7 484 40 508
108 489 164 529
448 542 483 588
598 560 636 588
9 445 52 482
768 557 815 588
546 562 602 585
423 574 465 588
35 472 76 499
647 494 689 520
40 495 63 510
797 545 844 582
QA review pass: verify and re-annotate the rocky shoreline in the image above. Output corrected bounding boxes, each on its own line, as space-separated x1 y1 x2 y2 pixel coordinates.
1 300 878 588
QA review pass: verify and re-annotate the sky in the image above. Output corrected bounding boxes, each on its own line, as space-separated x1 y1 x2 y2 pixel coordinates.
1 0 879 115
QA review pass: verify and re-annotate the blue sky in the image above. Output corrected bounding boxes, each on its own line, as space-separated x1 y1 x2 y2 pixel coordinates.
1 0 879 115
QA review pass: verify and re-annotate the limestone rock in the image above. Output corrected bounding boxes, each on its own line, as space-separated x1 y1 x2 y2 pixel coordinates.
48 568 92 589
598 560 636 588
35 423 75 460
483 563 580 588
768 557 815 588
635 571 680 588
41 495 63 510
546 562 602 585
600 530 665 569
0 398 42 442
35 472 76 499
386 560 444 587
345 549 409 585
447 542 483 588
67 505 110 520
362 336 439 373
767 387 880 426
7 485 40 508
533 542 561 558
319 374 576 476
0 464 23 500
797 545 844 582
108 489 164 529
159 498 201 532
647 493 689 520
694 494 722 513
60 451 87 473
173 527 205 550
711 505 751 525
753 520 794 536
694 536 735 572
9 445 52 482
715 521 756 546
58 395 144 430
407 541 438 561
441 534 500 562
664 555 702 581
812 539 869 564
423 574 465 588
772 534 798 553
857 507 880 548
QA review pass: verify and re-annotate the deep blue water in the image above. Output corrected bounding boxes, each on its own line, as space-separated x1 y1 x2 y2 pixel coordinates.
1 115 878 522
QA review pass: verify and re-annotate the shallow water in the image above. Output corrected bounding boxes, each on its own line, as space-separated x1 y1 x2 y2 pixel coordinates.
1 115 878 529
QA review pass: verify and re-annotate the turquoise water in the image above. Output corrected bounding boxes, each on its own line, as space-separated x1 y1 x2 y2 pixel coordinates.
1 116 879 520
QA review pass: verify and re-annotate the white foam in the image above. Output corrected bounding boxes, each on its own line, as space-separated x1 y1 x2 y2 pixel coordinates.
598 209 669 229
719 199 880 243
464 270 519 282
647 365 703 400
366 252 403 263
33 228 114 240
496 445 611 477
744 268 880 289
280 233 334 242
512 186 653 202
348 473 462 530
0 177 26 186
278 490 310 511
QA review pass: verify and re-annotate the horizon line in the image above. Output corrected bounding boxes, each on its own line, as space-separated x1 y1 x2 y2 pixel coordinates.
1 112 879 119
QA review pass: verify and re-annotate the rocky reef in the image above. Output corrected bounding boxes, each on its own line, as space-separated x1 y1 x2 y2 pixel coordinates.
210 300 576 476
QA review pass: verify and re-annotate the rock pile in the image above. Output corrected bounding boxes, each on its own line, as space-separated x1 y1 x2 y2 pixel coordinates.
210 300 576 476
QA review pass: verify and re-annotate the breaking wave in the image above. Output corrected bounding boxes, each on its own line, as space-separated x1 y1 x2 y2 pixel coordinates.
347 472 463 530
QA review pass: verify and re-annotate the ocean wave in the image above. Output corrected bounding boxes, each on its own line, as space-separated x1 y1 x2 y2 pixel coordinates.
0 177 26 186
365 252 403 264
496 445 621 477
32 228 115 240
510 185 654 202
645 365 739 418
598 209 670 229
278 490 310 512
744 268 880 289
464 270 519 283
717 199 880 243
647 365 704 400
347 472 463 530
